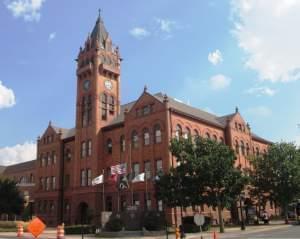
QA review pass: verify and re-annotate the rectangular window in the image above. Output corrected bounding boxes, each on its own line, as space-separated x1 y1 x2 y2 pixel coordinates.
87 140 92 156
87 169 92 186
46 177 50 191
65 148 72 161
52 176 56 190
80 169 86 186
156 159 163 175
81 141 86 158
144 161 151 180
133 163 140 177
39 177 43 190
52 151 56 165
145 192 151 209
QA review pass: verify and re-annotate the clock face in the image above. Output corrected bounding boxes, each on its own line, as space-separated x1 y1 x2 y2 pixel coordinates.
104 80 113 90
83 80 90 91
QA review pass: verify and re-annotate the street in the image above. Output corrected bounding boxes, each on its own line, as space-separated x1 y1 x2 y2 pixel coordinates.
0 224 298 239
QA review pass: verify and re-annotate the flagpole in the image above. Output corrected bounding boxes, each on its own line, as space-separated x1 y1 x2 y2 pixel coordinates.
145 175 148 210
102 169 105 212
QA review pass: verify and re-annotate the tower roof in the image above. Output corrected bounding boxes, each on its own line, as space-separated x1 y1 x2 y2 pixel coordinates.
90 12 109 47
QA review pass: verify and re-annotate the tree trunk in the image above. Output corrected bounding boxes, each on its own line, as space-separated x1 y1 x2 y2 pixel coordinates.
283 204 289 224
217 201 225 233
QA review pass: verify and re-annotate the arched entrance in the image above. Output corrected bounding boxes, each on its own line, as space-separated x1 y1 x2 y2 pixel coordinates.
77 202 89 224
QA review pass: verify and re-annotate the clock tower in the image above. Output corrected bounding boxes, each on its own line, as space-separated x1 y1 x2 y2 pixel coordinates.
73 13 121 187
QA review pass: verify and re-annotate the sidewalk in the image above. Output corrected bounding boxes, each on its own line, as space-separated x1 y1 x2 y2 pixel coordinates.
0 222 291 239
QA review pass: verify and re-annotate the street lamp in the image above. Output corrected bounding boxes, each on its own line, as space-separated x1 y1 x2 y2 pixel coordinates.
239 192 246 231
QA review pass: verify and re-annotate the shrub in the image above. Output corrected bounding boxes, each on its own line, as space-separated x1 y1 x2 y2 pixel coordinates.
143 211 165 231
64 225 95 235
105 217 123 232
182 216 211 233
0 221 29 232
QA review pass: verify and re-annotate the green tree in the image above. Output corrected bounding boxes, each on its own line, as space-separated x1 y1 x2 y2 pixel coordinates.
192 137 247 233
249 142 300 222
156 136 247 233
0 178 24 216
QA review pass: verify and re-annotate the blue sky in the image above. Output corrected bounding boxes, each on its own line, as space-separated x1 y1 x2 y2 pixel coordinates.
1 0 300 165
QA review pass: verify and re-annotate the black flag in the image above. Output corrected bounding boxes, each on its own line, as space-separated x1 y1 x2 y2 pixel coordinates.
118 174 129 190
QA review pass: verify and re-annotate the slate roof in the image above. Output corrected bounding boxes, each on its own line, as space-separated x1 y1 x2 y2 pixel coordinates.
91 15 109 47
52 126 75 140
251 133 273 144
102 92 271 143
3 160 36 174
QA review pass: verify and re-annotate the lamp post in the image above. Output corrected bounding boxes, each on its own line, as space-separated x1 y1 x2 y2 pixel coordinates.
239 192 246 231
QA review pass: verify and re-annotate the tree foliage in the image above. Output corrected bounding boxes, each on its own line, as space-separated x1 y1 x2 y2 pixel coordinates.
156 136 248 233
0 178 24 216
248 142 300 220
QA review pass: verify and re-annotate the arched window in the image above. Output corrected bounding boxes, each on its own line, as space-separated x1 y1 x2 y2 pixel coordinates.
206 132 211 139
240 141 245 155
213 135 217 141
219 137 224 143
246 143 250 156
235 140 239 154
101 93 107 120
194 129 199 137
175 124 182 139
143 128 150 146
184 127 191 139
108 95 115 114
107 138 113 154
132 131 139 149
154 124 162 143
256 147 260 156
120 135 125 152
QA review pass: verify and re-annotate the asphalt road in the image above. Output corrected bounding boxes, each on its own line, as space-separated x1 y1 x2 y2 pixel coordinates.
221 225 300 239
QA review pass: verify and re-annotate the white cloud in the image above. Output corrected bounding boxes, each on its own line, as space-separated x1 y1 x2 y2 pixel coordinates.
246 106 272 117
155 18 177 33
246 86 277 96
209 74 231 90
0 141 36 166
5 0 45 22
208 49 223 65
231 0 300 82
0 81 16 109
129 27 150 39
48 32 56 41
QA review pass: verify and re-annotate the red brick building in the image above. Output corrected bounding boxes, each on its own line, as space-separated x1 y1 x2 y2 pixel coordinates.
2 14 272 226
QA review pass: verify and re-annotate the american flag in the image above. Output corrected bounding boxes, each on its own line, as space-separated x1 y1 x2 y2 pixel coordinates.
111 163 127 175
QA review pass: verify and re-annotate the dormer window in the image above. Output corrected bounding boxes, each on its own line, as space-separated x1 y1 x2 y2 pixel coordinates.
238 124 242 131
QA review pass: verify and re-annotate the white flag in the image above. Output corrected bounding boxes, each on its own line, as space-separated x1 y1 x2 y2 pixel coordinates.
92 174 103 186
132 172 145 183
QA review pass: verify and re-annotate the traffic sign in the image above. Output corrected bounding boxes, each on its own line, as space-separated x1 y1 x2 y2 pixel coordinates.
27 217 46 238
194 213 205 226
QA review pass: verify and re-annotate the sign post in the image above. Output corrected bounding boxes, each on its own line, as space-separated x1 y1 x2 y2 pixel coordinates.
194 213 205 239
